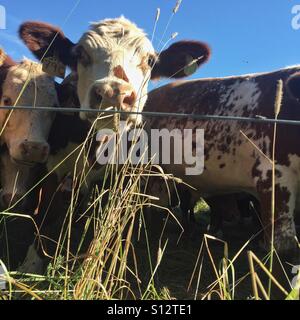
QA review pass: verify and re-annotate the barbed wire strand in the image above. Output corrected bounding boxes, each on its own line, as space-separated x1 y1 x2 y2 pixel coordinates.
2 105 300 126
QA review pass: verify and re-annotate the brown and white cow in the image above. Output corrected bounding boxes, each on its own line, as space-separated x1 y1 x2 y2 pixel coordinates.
19 17 210 129
17 15 210 243
0 49 58 206
14 17 212 272
0 71 86 271
144 66 300 256
0 50 59 270
17 17 211 209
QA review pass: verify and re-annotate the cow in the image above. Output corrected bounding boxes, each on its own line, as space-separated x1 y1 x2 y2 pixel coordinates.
16 17 211 269
0 72 90 271
19 17 210 129
18 17 211 215
0 49 59 207
144 65 300 259
0 71 87 271
0 51 97 271
0 49 59 269
0 50 57 167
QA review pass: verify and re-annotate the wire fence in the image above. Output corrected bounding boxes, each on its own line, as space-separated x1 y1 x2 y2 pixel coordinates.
2 105 300 126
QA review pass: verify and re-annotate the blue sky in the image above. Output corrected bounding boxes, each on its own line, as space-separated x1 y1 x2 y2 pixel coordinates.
1 0 300 81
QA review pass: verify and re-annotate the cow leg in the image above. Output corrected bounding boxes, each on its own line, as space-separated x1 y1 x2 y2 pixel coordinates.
174 187 197 238
206 196 224 238
236 194 262 237
206 195 240 238
257 183 298 259
254 180 299 298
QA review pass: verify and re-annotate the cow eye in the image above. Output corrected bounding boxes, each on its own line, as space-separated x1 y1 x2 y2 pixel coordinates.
3 97 12 106
148 55 157 68
74 46 91 67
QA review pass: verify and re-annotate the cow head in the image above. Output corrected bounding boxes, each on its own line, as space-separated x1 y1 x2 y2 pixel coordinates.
19 17 210 129
0 49 58 165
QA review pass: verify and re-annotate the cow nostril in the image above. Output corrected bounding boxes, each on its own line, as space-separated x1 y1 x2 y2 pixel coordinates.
90 87 104 110
123 92 136 109
20 142 30 156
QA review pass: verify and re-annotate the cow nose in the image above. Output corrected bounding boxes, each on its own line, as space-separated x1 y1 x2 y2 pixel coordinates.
20 141 50 163
90 81 137 111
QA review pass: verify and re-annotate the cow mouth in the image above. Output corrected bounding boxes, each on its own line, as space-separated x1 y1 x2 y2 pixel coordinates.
85 106 117 123
11 157 37 167
86 101 141 129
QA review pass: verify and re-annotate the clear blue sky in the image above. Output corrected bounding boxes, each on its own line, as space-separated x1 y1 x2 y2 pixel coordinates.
1 0 300 81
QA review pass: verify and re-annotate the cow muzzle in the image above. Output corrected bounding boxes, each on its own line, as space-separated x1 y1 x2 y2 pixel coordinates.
12 140 50 165
89 79 137 115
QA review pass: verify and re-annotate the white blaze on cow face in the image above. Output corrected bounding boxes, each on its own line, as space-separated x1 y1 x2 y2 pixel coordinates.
0 60 57 164
75 17 155 128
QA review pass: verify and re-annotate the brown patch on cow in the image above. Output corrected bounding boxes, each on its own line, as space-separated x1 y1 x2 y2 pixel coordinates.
258 185 291 242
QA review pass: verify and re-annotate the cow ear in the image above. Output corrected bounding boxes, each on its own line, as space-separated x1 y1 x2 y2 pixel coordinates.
19 21 76 69
0 48 16 69
287 73 300 100
151 40 211 80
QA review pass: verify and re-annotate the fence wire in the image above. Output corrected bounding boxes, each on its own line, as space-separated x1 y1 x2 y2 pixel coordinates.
2 105 300 126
